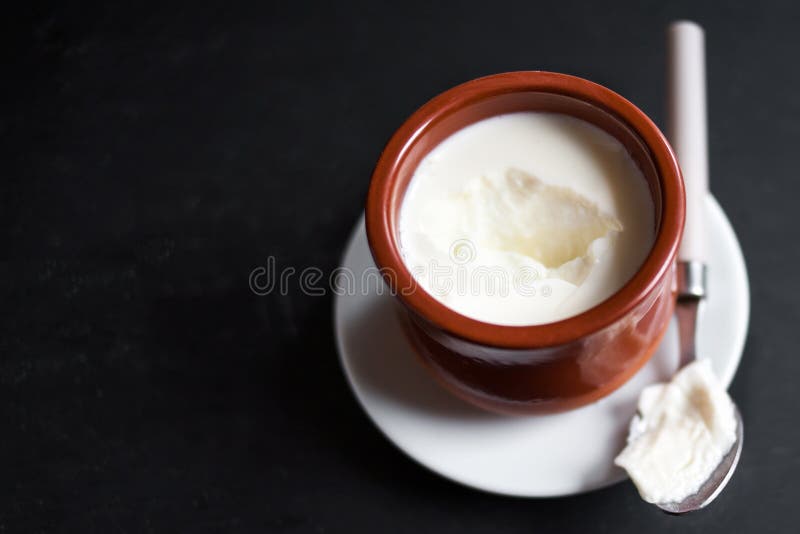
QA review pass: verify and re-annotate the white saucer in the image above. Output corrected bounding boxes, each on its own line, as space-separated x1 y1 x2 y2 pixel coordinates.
334 195 749 497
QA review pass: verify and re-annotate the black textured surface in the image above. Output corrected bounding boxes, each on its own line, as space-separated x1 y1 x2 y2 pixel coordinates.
3 1 798 532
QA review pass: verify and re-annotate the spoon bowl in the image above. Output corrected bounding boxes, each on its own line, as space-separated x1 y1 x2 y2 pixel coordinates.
657 407 743 514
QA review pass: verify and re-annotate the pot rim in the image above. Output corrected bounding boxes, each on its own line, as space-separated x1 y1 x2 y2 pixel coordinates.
365 71 685 349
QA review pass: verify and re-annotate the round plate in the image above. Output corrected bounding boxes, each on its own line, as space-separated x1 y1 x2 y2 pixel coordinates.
334 195 749 497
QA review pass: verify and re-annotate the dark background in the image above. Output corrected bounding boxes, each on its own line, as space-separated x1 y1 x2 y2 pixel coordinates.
3 1 798 532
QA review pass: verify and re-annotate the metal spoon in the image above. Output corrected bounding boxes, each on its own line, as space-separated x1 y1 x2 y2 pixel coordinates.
656 263 744 514
654 20 744 514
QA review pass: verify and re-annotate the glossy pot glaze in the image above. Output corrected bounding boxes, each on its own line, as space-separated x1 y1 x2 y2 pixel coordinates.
365 72 685 414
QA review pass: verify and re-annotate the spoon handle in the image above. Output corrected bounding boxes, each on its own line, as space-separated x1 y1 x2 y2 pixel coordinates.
668 20 709 263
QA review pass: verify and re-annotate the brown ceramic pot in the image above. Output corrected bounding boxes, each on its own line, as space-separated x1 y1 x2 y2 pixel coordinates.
365 71 685 415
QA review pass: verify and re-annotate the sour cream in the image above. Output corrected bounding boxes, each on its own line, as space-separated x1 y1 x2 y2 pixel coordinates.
398 111 655 325
615 360 738 504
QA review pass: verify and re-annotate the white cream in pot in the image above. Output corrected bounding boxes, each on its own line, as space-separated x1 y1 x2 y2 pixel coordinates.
398 111 655 326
